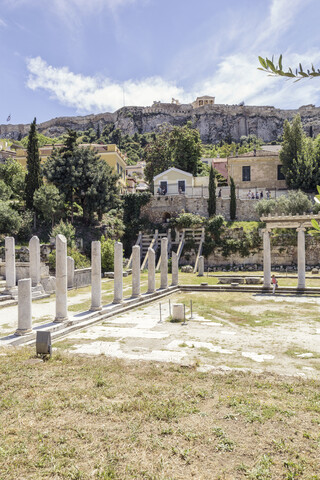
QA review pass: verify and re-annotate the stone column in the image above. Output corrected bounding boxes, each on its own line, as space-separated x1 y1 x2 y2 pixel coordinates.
5 236 16 290
90 241 102 311
297 227 306 289
198 255 204 276
160 237 168 289
113 241 123 304
15 278 32 335
147 247 156 293
29 236 41 286
54 234 68 322
263 229 271 288
67 256 74 289
131 245 141 298
171 251 179 286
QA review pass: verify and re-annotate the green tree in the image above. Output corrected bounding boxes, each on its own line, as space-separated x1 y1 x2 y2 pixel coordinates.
255 190 312 217
0 201 22 235
280 115 316 191
208 165 216 217
33 184 64 227
44 130 121 222
144 123 202 184
230 177 236 220
25 118 42 210
0 158 25 200
51 220 76 248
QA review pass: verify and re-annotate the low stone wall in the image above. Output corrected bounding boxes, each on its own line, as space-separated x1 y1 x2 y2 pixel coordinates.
180 236 320 269
74 268 91 288
0 262 49 280
140 196 260 222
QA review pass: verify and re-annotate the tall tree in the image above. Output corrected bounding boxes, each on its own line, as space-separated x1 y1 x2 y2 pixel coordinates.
144 123 202 184
280 115 316 191
43 130 121 222
230 177 236 221
208 165 216 217
25 118 42 210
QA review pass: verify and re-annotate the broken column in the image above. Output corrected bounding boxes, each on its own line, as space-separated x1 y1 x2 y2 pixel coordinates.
198 255 204 276
147 247 156 293
67 256 74 289
5 236 16 290
90 240 102 311
171 251 179 286
29 235 41 286
131 245 141 298
54 234 68 322
15 278 32 336
113 241 123 304
263 229 271 288
160 237 168 289
297 227 306 289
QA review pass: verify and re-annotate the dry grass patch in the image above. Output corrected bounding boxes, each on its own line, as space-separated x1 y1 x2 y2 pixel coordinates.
0 348 319 479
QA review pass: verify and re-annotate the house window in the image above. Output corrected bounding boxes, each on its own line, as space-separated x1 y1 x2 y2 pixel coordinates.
160 181 167 195
178 180 185 193
117 163 120 174
242 166 251 181
277 165 285 180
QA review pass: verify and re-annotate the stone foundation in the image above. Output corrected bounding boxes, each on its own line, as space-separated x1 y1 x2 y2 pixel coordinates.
140 196 260 222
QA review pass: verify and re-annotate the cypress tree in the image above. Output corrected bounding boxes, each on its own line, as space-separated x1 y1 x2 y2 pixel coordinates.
208 165 216 217
230 176 236 220
25 118 42 210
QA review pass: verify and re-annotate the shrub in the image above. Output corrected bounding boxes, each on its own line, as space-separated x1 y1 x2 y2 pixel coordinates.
170 212 205 230
51 220 76 248
48 247 90 271
101 236 115 272
0 201 22 236
255 190 312 217
207 215 224 237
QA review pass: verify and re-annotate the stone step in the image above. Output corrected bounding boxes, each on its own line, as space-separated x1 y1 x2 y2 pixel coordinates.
0 298 17 309
0 294 12 302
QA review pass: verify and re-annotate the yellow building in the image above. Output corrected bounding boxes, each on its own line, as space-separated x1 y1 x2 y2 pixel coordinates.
154 167 208 196
227 150 286 190
15 143 127 190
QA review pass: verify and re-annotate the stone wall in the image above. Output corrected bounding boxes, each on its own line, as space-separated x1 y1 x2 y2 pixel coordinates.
140 196 260 222
180 236 320 269
74 268 91 288
1 103 320 143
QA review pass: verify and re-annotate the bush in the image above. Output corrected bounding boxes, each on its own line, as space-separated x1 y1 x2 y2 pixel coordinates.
101 236 115 272
255 190 312 217
0 201 22 236
170 212 205 230
207 215 224 236
51 220 76 248
48 247 90 271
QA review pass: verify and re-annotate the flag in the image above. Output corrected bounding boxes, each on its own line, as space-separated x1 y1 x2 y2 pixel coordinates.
6 114 11 122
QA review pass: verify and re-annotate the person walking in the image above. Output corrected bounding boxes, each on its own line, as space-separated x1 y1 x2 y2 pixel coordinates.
271 274 278 294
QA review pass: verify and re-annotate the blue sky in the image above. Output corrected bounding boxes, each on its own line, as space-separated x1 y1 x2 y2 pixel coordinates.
1 0 320 124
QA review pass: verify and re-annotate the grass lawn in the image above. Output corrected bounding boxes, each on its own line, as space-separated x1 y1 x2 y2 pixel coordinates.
0 349 319 479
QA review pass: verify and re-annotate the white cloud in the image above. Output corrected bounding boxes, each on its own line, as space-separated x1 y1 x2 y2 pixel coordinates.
26 53 320 114
0 18 7 27
26 56 187 112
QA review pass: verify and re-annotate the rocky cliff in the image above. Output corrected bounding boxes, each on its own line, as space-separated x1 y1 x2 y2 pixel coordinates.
1 102 320 143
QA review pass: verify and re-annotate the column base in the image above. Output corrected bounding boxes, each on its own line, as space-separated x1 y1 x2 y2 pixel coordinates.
131 294 141 299
54 316 68 323
112 299 123 305
90 305 102 312
14 328 32 336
